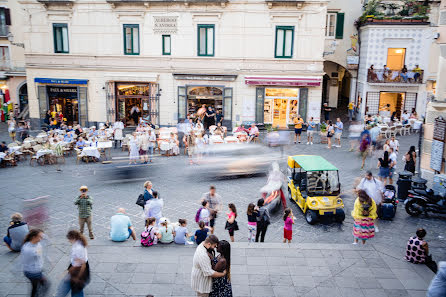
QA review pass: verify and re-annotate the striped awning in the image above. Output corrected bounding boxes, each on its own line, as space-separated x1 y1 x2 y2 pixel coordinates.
244 76 321 87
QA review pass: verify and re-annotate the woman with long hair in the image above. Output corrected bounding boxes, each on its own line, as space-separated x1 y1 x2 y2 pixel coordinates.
404 145 417 174
55 230 90 297
352 190 377 245
326 120 334 149
225 204 238 242
209 240 233 297
246 203 258 243
377 151 391 185
21 229 50 297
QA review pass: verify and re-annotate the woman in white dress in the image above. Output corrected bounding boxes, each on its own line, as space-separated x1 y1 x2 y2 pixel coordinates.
129 132 140 164
169 133 180 156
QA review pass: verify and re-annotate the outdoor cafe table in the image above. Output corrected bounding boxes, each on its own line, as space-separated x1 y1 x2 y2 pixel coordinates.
80 147 101 160
9 146 22 154
97 141 113 159
36 149 53 159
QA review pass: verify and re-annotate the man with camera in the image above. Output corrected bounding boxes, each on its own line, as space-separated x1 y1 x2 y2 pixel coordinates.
75 186 94 239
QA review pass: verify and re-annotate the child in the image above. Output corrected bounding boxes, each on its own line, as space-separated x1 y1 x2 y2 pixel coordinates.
198 200 210 226
246 203 258 243
141 217 160 247
174 219 190 245
158 218 175 244
194 221 209 245
283 208 295 243
225 203 238 242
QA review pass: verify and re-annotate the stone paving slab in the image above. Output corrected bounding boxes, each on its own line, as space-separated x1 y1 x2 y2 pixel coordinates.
0 242 435 297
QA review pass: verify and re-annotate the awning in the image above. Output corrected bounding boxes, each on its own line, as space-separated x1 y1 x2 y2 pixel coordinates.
245 76 321 87
34 78 88 85
289 155 338 171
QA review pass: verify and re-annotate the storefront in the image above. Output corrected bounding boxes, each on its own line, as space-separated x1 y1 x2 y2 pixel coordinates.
365 91 417 116
263 88 299 127
115 82 159 126
35 78 88 127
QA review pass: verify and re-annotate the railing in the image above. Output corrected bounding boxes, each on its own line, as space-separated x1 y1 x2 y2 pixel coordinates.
367 69 424 84
0 25 9 37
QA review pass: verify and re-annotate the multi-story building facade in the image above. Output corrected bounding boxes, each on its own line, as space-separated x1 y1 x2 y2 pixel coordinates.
356 1 436 120
0 0 27 120
21 0 328 129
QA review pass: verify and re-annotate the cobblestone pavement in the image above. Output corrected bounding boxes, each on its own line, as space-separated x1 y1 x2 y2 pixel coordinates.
0 124 445 296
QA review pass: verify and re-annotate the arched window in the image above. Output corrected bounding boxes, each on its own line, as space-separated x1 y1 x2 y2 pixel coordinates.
18 83 28 112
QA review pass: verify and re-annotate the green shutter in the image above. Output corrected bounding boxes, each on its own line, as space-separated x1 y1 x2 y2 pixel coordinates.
335 13 344 39
255 87 265 123
299 88 308 122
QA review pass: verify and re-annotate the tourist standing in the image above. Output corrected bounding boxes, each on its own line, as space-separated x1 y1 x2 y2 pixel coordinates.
147 129 156 163
334 118 343 148
326 121 335 149
322 103 331 121
74 186 94 240
404 146 417 174
246 203 258 243
143 181 155 202
21 229 49 297
129 132 139 165
352 190 377 245
3 212 29 252
377 151 391 185
293 115 304 144
389 136 399 153
255 198 270 242
306 117 316 145
348 101 355 121
225 203 238 242
201 186 222 235
110 208 136 242
55 230 90 297
8 117 16 142
348 121 363 152
389 147 397 184
209 240 233 297
191 235 226 297
139 133 150 164
283 208 295 243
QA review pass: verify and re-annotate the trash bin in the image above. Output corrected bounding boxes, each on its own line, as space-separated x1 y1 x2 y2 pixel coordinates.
397 171 413 201
412 177 427 190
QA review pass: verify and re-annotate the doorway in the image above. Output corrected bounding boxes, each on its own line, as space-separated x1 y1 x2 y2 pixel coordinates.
18 83 28 113
273 99 288 127
116 83 156 126
47 86 79 125
380 92 405 118
387 48 406 70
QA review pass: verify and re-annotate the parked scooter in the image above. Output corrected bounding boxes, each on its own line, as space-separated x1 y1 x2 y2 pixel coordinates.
405 188 446 216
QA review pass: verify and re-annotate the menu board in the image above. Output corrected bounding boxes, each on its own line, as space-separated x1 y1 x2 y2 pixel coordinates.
433 117 446 142
430 140 444 172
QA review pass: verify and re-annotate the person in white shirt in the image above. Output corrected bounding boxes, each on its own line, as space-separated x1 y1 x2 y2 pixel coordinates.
248 123 259 143
402 110 410 125
56 230 90 297
356 171 383 232
147 129 156 163
389 136 399 153
191 235 226 297
199 200 211 226
389 147 397 184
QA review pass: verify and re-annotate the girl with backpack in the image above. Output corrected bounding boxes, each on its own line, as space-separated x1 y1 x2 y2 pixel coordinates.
141 217 160 247
352 190 377 245
225 203 238 242
195 200 210 226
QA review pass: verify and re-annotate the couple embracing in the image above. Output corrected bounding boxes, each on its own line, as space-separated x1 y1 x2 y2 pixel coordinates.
191 235 232 297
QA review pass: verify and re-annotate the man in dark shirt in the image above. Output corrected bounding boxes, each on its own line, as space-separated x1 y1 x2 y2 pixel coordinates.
323 103 331 121
0 142 8 153
215 110 224 125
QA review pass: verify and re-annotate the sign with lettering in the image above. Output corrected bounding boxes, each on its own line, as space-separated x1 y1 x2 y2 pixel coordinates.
153 16 178 34
35 78 88 85
430 140 444 172
433 117 446 142
48 87 77 93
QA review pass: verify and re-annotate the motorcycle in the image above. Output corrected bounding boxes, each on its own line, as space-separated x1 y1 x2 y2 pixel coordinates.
405 188 446 216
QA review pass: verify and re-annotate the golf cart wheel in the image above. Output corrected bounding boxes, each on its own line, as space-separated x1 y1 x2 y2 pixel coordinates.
305 210 318 225
405 200 423 217
335 209 345 223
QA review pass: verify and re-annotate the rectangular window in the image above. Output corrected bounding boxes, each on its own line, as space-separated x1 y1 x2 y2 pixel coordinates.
325 13 336 37
53 23 69 53
123 24 140 55
275 26 294 58
387 48 406 70
162 35 171 55
197 24 214 56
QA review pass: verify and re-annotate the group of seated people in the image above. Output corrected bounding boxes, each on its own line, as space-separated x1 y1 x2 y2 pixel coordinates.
368 64 422 83
364 108 419 126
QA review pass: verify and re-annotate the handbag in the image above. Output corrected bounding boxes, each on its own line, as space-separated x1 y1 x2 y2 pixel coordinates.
136 194 145 207
225 220 239 231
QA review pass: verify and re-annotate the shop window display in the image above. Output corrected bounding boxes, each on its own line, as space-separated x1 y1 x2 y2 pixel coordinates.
263 88 299 127
116 83 158 126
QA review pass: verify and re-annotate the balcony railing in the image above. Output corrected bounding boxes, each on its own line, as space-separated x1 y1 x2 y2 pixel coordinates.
0 25 9 37
367 69 424 84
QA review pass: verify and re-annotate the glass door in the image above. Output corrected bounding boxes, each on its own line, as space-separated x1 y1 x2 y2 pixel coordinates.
273 99 288 128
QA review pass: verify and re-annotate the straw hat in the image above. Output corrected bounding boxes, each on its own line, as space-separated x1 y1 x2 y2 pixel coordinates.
79 185 88 191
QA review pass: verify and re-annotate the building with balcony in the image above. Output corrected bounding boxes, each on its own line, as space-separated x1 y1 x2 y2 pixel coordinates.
356 1 436 120
21 0 328 129
0 1 27 120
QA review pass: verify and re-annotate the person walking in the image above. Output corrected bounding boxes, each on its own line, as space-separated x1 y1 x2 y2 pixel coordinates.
377 151 391 185
55 230 90 297
404 146 417 174
21 229 50 297
389 147 397 184
326 121 335 149
334 118 343 148
201 186 222 235
306 117 316 145
359 133 371 170
283 208 295 243
246 203 258 243
225 204 238 242
255 198 270 242
356 171 383 232
4 212 29 252
348 101 355 121
8 117 16 142
74 186 94 240
352 190 377 245
191 235 226 297
209 240 233 297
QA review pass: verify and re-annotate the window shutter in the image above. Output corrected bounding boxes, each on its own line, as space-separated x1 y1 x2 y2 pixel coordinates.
255 87 265 123
335 13 344 39
178 86 186 121
299 88 308 122
78 87 88 127
5 8 11 26
37 86 47 127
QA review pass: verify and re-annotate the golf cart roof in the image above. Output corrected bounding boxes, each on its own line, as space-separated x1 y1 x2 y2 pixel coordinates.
288 155 338 171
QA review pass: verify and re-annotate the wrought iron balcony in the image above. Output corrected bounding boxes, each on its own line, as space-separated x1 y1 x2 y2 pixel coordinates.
367 69 424 84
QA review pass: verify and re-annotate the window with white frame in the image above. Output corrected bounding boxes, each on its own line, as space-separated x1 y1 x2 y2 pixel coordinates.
0 46 9 68
325 13 336 37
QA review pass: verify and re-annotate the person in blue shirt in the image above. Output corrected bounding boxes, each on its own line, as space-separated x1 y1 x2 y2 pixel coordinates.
110 208 136 242
334 118 344 148
194 221 209 245
174 219 190 244
75 137 86 149
143 180 155 202
306 117 316 145
64 133 73 143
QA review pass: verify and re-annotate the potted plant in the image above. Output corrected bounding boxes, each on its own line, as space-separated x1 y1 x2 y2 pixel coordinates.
391 15 402 22
374 15 385 22
319 122 328 144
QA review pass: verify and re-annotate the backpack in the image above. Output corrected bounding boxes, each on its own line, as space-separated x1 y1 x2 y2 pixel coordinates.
141 227 154 247
195 207 203 223
136 194 145 207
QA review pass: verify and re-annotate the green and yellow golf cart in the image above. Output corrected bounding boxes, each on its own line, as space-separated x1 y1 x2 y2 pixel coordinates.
287 155 345 225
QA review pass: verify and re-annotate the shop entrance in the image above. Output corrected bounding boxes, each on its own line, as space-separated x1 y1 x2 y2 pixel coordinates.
263 88 299 128
116 83 158 126
47 86 79 125
379 92 404 118
187 86 223 120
